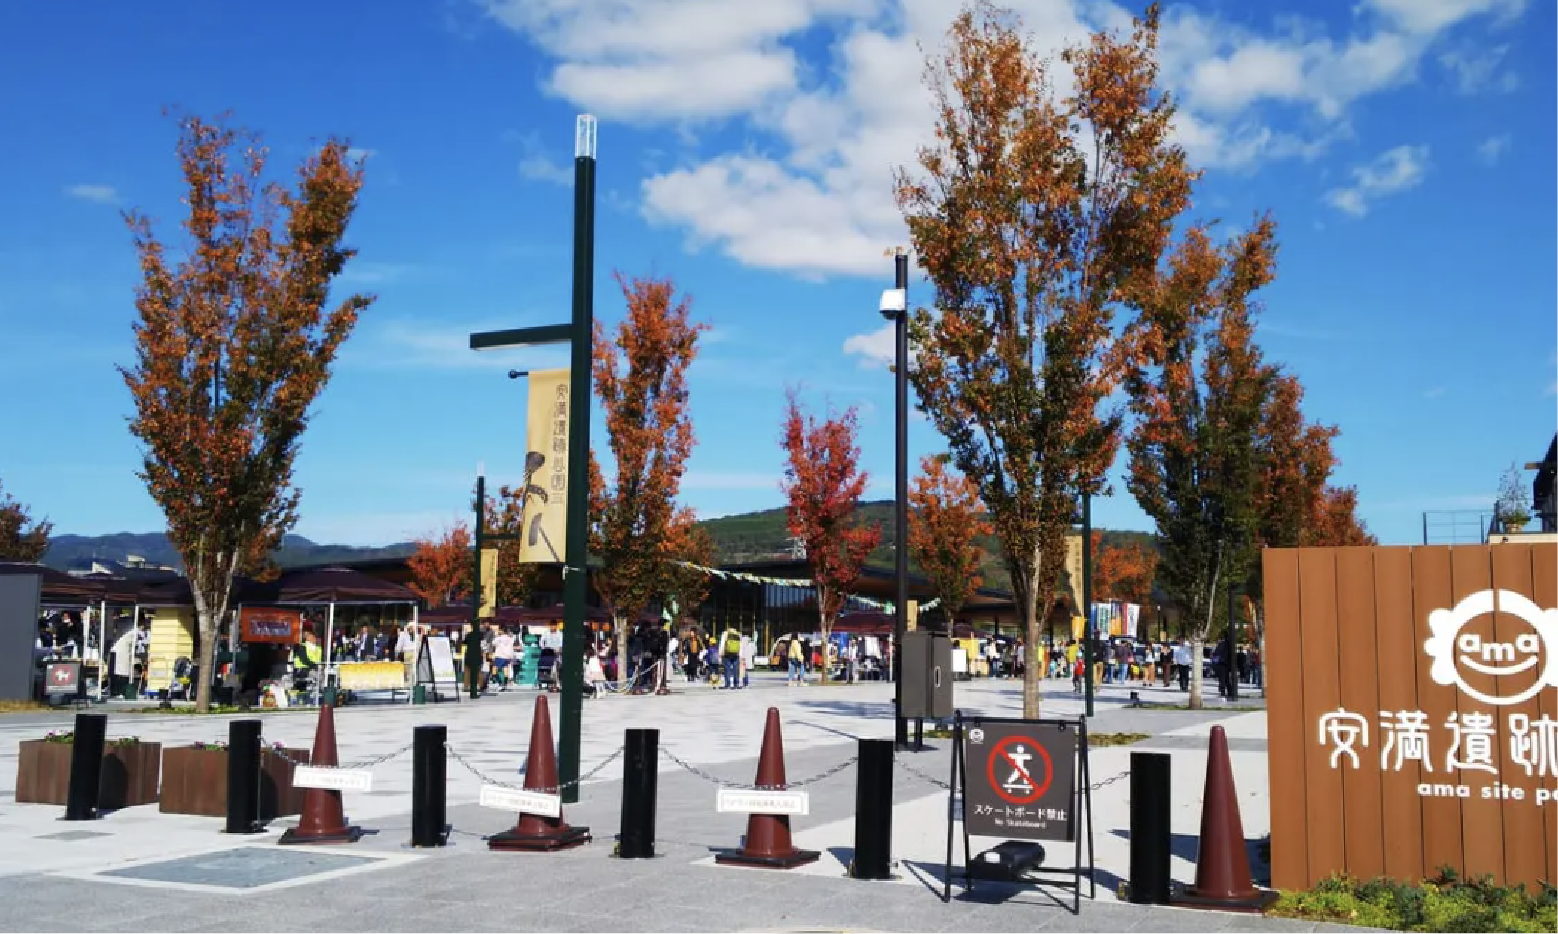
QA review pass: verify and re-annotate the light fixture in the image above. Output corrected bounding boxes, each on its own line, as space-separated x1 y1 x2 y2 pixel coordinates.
879 288 907 320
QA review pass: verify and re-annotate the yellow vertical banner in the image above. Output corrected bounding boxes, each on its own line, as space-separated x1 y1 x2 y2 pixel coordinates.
1063 532 1083 615
479 548 499 617
519 368 570 564
905 600 919 632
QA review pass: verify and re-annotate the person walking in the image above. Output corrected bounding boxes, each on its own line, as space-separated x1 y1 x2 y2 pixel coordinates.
787 635 805 686
739 633 755 689
492 626 516 691
462 624 485 700
718 626 743 690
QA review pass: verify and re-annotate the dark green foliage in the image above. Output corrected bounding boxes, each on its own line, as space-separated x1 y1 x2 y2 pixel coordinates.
1271 870 1557 932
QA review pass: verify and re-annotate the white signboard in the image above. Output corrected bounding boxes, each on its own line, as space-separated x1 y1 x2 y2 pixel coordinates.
427 635 459 683
716 788 809 816
479 784 562 818
292 766 374 793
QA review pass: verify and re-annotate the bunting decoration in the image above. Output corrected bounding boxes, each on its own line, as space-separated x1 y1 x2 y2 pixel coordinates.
670 560 941 612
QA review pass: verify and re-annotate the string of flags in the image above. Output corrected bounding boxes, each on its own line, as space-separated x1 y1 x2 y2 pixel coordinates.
672 561 941 613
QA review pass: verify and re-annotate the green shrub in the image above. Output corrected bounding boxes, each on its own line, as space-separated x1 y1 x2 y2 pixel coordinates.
1271 869 1556 932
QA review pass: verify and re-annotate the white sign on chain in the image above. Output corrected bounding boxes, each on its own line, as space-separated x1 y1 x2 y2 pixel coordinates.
716 789 809 816
479 784 562 818
292 766 374 793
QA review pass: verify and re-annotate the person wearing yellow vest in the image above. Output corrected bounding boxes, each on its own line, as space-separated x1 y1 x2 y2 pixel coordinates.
719 627 743 690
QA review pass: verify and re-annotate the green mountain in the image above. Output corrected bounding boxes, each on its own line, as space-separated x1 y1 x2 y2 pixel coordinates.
47 501 1156 596
42 533 416 572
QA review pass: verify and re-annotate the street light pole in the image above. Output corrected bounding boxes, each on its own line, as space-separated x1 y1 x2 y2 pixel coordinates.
885 252 910 750
467 116 596 804
1081 491 1095 718
557 116 597 802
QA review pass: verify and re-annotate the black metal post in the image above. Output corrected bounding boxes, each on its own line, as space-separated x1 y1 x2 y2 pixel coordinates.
617 728 658 859
411 724 448 847
559 115 597 804
1081 491 1095 717
1128 751 1172 904
473 472 485 634
63 712 106 821
892 252 910 750
852 738 895 880
1226 586 1240 701
224 719 263 833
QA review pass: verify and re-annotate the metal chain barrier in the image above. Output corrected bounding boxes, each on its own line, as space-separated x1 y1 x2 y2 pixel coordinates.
1088 768 1130 792
259 738 413 770
597 660 665 696
445 742 625 795
658 746 858 790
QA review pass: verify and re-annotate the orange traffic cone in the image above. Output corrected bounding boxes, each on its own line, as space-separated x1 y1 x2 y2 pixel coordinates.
715 707 820 870
488 695 591 851
1173 725 1275 911
278 702 363 845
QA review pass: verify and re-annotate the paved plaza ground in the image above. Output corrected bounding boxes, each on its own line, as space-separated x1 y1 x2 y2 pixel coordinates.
0 675 1376 933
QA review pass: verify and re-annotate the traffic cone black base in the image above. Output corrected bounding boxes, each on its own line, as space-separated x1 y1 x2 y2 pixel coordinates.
1171 887 1278 913
278 825 364 846
487 825 592 851
715 847 820 869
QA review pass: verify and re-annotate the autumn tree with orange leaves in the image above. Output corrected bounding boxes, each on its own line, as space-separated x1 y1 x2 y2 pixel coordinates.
0 478 51 562
909 455 991 626
483 484 539 608
121 113 373 712
408 523 472 608
589 273 707 683
896 3 1193 716
781 393 882 682
1090 532 1158 607
1123 218 1278 707
1239 376 1376 654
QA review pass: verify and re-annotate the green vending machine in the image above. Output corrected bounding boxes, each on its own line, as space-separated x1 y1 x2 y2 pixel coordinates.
516 633 541 688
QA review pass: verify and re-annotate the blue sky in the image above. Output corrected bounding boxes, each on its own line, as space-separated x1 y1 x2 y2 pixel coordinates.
0 0 1552 549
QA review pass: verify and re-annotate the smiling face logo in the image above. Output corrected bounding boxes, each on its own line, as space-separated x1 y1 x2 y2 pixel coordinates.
1424 589 1558 707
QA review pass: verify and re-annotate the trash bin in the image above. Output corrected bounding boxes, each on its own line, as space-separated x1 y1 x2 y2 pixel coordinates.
412 684 426 705
322 685 339 707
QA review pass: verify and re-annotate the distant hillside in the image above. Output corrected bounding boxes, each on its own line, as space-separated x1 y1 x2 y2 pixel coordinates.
43 532 416 572
47 501 1156 595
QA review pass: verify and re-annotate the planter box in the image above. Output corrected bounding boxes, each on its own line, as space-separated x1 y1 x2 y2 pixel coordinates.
15 740 163 810
159 746 312 819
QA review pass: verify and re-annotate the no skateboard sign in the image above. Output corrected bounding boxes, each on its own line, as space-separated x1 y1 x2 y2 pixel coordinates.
963 721 1078 841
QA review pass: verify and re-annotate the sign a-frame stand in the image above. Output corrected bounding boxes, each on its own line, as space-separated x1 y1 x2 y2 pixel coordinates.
943 712 1097 914
468 115 597 805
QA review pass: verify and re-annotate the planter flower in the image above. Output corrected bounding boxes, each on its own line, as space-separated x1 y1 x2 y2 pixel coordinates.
159 741 311 819
15 733 162 809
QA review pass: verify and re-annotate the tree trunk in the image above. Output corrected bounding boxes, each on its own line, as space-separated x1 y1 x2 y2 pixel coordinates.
1188 636 1204 710
614 614 629 690
818 607 831 686
1015 569 1041 719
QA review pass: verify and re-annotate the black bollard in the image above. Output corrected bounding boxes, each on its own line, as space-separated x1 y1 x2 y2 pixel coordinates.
851 738 894 879
411 725 448 847
1128 751 1172 904
225 719 264 834
63 712 107 821
617 728 658 858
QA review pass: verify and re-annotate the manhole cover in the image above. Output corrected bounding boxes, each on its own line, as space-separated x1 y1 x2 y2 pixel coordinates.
101 847 379 889
35 830 112 842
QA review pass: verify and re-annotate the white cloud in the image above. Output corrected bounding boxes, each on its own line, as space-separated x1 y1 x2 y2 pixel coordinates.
842 323 895 369
338 261 427 286
65 184 120 205
295 510 465 546
479 0 1528 278
342 318 571 371
511 131 573 186
1476 133 1512 165
1325 144 1429 217
1438 44 1519 94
